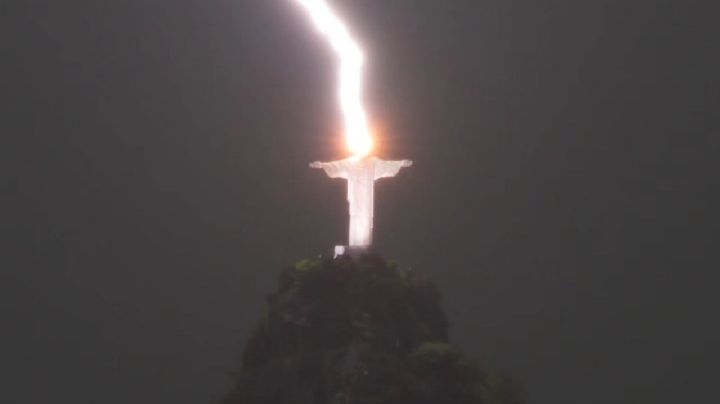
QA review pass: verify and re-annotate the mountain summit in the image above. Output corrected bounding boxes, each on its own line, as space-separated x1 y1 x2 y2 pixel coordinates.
224 254 523 404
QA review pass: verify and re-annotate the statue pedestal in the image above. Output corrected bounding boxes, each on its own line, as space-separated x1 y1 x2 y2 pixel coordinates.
334 245 370 258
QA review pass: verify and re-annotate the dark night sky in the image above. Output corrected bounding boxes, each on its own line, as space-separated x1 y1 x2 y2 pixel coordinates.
3 0 718 403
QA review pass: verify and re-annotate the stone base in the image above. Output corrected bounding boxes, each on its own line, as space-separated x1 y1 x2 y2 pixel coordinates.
334 245 370 258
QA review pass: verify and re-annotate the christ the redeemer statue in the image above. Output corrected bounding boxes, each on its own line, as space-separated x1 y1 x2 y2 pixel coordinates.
311 156 412 249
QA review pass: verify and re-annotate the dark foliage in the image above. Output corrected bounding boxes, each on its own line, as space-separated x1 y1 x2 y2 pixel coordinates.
224 254 524 404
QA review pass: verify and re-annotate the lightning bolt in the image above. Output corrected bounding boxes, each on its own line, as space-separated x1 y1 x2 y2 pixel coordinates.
291 0 373 158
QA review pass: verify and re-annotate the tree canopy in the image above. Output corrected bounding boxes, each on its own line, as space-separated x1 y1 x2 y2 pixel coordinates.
224 254 524 404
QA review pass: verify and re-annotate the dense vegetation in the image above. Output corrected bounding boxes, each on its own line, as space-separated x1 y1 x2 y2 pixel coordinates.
224 254 524 404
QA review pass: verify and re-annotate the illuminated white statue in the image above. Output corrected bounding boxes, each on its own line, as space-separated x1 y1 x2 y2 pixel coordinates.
311 157 412 247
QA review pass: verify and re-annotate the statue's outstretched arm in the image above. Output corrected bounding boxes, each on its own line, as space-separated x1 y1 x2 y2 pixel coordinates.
310 160 349 179
374 159 413 180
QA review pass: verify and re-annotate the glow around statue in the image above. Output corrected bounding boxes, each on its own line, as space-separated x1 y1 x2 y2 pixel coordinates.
311 157 412 248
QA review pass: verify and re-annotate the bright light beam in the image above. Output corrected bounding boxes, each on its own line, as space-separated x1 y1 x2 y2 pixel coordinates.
292 0 373 157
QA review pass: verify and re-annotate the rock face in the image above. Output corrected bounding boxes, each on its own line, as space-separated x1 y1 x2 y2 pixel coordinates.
224 254 523 404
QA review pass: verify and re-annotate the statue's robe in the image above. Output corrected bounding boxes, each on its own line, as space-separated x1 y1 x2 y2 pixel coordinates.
311 157 412 247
